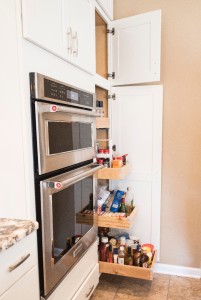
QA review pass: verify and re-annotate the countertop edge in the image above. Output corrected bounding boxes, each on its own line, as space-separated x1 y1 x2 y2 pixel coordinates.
0 218 39 253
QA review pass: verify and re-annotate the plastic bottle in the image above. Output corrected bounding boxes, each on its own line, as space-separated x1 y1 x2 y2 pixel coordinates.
99 237 109 262
125 187 134 214
118 246 125 265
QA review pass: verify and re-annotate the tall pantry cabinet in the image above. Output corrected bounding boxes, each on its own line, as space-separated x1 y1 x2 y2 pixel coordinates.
95 1 163 258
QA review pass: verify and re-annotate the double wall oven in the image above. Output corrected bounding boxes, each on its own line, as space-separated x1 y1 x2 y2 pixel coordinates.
30 73 102 298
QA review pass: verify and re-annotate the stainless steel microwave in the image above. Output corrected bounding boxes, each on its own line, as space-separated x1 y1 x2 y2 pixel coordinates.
30 73 99 175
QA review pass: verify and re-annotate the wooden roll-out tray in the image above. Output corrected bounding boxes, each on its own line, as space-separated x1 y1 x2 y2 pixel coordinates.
99 250 157 281
76 207 137 229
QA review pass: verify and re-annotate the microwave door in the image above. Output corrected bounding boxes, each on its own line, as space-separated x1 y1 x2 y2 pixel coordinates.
40 163 103 296
34 102 100 175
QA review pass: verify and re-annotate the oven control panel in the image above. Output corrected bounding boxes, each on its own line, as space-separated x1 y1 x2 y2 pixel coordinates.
44 79 93 108
30 73 94 109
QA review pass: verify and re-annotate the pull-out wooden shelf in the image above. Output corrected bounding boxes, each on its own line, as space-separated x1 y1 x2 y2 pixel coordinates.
95 207 136 229
96 163 131 180
96 117 110 129
76 207 136 229
99 251 157 281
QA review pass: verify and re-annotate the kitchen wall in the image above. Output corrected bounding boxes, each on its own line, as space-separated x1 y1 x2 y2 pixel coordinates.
114 0 201 268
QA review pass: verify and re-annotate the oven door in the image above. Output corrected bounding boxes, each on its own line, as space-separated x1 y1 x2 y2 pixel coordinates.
34 102 100 175
40 163 103 296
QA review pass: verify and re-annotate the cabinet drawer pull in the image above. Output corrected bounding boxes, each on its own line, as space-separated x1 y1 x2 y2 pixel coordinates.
9 253 30 272
86 285 94 298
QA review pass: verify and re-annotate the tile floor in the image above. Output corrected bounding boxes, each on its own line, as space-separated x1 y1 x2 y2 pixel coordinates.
90 273 201 300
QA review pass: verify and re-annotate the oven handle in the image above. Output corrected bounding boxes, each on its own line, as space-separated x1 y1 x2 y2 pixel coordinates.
45 103 101 118
47 164 104 191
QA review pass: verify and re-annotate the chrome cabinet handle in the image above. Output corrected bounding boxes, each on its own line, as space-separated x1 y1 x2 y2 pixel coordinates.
67 27 73 54
9 253 30 272
72 31 78 56
86 285 94 298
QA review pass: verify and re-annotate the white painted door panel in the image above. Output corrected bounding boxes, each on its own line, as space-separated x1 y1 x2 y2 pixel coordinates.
63 0 95 74
72 264 99 300
112 10 161 85
111 86 163 254
97 0 113 20
0 266 39 300
22 0 63 56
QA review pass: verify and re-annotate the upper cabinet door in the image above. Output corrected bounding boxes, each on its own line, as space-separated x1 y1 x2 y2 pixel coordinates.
21 0 95 74
111 10 161 85
62 0 95 74
22 0 63 56
97 0 113 20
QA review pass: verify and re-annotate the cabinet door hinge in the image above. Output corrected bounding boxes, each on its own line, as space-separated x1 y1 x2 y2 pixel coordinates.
108 72 115 79
112 145 117 151
108 93 116 101
107 28 115 35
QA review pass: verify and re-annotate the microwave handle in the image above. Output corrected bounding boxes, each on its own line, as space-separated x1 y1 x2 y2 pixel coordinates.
46 104 101 118
47 164 103 191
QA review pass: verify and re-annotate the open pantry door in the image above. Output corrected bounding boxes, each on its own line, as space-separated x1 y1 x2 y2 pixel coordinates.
111 85 163 256
111 10 161 85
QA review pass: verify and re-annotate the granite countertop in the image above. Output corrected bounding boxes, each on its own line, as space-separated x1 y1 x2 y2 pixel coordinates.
0 218 39 253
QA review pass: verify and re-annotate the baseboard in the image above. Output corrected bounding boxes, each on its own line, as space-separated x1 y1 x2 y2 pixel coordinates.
154 263 201 278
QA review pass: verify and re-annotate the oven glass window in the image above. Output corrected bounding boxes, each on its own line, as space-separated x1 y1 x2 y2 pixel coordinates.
48 121 92 154
51 176 93 263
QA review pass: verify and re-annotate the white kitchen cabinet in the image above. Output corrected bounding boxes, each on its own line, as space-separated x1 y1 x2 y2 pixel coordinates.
47 239 98 300
21 0 63 57
0 233 39 300
0 266 39 300
95 8 161 86
96 0 113 20
62 0 95 74
0 0 27 219
111 85 163 253
111 10 161 85
21 0 95 74
72 263 99 300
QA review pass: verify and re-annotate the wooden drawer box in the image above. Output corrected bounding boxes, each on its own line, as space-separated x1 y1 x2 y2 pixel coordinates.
96 163 131 180
99 251 157 281
95 207 136 229
76 207 137 229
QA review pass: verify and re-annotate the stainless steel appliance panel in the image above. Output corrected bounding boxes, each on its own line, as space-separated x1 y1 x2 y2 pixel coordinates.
35 102 100 174
40 163 102 296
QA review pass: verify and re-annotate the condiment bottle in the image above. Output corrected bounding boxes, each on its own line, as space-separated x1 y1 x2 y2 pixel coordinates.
118 246 125 265
125 246 133 266
99 237 109 262
107 244 113 263
119 194 126 213
140 249 149 268
113 248 118 264
133 244 141 266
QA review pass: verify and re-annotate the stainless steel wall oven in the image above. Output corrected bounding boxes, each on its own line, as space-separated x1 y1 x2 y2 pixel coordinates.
30 73 102 298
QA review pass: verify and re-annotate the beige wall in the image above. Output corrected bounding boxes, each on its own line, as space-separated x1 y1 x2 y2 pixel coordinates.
114 0 201 268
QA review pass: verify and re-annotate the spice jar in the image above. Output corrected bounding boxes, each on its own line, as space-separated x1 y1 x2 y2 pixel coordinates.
112 156 123 168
